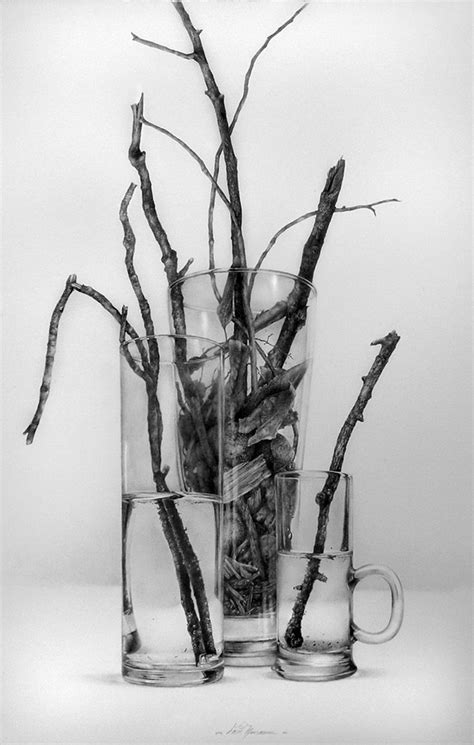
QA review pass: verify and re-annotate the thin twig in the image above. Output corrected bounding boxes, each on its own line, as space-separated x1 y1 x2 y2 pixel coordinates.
71 281 154 382
207 3 307 274
337 198 400 216
233 5 307 131
284 331 401 648
141 116 237 221
131 32 194 59
252 201 398 281
71 280 154 379
250 198 398 326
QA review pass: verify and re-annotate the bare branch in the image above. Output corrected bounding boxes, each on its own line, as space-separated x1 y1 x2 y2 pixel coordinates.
24 277 145 444
120 182 156 339
207 4 307 273
23 275 76 444
131 32 193 59
328 330 401 473
232 4 307 130
120 182 160 374
250 195 399 331
173 0 246 268
128 94 187 337
337 198 400 216
250 210 318 293
253 199 399 281
269 158 346 369
284 330 401 648
141 116 236 218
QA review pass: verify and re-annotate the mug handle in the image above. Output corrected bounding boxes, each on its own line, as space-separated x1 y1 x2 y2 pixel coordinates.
350 564 404 644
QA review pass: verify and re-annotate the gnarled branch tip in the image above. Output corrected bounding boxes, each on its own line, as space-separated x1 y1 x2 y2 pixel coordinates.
371 330 400 347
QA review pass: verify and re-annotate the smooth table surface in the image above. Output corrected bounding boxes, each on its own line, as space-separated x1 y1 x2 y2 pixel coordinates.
2 584 472 745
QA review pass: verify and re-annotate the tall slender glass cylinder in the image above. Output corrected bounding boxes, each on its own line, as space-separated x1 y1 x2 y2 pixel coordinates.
120 335 224 686
169 270 316 666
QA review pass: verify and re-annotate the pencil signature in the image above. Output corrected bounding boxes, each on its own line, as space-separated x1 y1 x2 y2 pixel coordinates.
215 722 287 738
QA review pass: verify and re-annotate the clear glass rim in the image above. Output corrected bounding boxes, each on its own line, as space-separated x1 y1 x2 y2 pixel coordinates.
121 333 223 359
275 469 352 481
170 267 317 296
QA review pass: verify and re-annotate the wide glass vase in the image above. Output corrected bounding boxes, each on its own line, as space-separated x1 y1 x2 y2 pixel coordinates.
120 334 224 686
169 269 316 665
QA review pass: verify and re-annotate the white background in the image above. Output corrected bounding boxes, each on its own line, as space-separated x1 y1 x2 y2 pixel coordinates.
2 2 472 595
1 2 472 744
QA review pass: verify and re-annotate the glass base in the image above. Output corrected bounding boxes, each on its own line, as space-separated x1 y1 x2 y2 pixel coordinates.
122 660 224 687
272 647 357 681
224 612 276 666
224 639 276 667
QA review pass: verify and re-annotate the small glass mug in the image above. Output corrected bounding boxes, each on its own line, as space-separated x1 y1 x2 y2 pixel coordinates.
272 470 404 681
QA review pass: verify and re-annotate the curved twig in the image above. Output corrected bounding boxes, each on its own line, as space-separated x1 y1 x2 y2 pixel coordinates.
23 277 145 444
141 117 237 221
251 198 400 289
